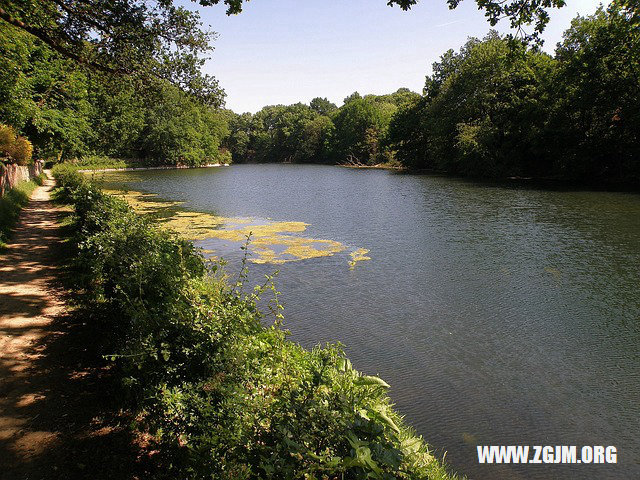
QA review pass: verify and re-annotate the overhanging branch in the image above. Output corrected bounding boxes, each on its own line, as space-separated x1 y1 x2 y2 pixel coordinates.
0 6 120 74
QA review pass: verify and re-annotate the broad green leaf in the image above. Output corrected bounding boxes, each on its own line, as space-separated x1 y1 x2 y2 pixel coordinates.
354 375 390 388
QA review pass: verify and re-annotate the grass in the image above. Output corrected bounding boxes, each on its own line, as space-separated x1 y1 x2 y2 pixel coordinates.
0 174 44 250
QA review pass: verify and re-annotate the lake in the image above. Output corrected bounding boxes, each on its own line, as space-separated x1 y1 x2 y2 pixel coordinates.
95 164 640 480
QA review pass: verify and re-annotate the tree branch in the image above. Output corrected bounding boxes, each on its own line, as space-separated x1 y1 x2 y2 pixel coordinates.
0 6 120 74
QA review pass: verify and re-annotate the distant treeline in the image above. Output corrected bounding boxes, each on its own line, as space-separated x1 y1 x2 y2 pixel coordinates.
224 4 639 185
224 90 419 166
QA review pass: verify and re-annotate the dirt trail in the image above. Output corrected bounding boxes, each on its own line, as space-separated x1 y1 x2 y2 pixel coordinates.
0 174 66 471
0 174 145 479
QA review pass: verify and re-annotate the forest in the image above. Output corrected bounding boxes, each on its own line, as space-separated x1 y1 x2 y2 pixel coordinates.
1 2 638 185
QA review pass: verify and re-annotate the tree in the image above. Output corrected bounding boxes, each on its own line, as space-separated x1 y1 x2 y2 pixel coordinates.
332 97 397 165
224 111 254 161
546 3 640 182
389 31 555 176
342 92 362 105
86 75 147 158
248 104 320 163
370 88 421 107
0 0 226 105
0 22 93 160
140 83 229 166
300 115 335 163
310 97 337 116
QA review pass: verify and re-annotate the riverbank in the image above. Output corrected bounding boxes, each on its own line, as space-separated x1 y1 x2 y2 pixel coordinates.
78 163 230 173
60 155 231 174
339 162 404 171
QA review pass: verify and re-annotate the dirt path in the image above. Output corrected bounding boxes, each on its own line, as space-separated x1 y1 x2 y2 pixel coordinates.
0 174 147 479
0 173 67 471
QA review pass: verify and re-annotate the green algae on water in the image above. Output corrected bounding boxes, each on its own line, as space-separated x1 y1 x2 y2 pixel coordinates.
103 188 364 265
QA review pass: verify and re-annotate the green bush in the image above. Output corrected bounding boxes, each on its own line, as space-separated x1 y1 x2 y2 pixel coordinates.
33 172 46 185
52 168 459 480
0 179 38 249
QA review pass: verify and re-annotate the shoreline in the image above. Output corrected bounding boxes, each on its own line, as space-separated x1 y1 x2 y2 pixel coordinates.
339 163 404 171
78 163 230 173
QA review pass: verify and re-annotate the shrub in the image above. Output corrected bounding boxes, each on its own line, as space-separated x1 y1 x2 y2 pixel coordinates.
0 124 16 158
33 173 47 186
0 125 34 165
9 136 34 165
0 179 38 249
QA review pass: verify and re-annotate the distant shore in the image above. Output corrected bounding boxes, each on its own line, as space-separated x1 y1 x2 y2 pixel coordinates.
338 163 404 171
78 163 230 173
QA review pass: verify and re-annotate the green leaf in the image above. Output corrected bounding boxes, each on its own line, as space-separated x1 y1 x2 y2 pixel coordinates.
401 436 423 453
372 406 400 434
354 375 390 388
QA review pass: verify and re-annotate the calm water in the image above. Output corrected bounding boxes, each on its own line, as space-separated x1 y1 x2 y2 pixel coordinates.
98 164 640 479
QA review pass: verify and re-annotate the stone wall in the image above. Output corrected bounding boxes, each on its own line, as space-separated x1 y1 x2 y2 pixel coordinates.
0 161 44 197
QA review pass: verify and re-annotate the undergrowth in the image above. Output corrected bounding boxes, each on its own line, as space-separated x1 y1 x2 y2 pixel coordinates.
52 163 460 480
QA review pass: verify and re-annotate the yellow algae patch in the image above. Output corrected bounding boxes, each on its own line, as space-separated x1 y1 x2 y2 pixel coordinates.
103 187 351 265
163 214 308 243
250 246 281 264
283 240 344 260
348 248 371 269
162 211 251 240
250 236 345 264
103 189 183 214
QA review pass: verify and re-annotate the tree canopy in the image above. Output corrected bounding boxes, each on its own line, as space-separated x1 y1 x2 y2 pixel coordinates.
388 3 640 185
0 0 576 113
0 18 230 164
0 0 226 105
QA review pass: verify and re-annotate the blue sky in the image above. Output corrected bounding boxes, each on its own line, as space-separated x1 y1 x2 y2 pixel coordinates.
193 0 610 113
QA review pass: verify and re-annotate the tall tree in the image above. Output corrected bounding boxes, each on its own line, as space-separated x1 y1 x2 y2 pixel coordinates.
332 97 397 165
389 32 555 176
547 2 640 182
310 97 337 116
